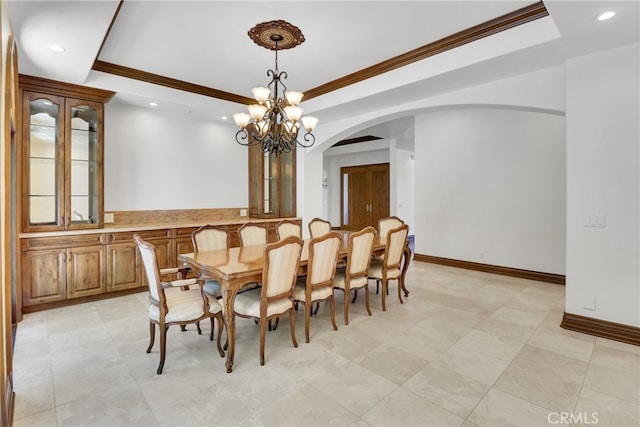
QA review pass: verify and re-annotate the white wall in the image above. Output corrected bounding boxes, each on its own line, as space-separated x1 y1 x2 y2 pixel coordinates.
565 43 639 327
394 147 415 234
104 103 247 211
415 107 566 275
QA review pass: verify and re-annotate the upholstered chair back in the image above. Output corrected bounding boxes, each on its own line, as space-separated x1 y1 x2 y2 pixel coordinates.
192 225 228 252
239 223 268 246
307 232 341 286
308 217 332 238
384 224 409 269
347 226 377 282
263 236 303 299
135 234 161 302
378 216 404 239
276 220 302 240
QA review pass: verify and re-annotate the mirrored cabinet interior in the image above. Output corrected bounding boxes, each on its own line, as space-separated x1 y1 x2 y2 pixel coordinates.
19 75 114 232
248 142 296 218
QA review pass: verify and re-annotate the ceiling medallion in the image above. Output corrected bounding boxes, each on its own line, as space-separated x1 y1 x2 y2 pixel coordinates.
248 20 305 51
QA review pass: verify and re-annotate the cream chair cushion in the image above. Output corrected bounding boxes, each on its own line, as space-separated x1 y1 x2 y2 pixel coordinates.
367 261 401 280
234 287 293 317
149 288 223 323
332 270 368 289
292 280 333 302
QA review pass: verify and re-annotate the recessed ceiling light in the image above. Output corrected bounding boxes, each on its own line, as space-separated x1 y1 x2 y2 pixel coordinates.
221 116 228 120
596 11 616 21
47 44 65 52
148 102 158 107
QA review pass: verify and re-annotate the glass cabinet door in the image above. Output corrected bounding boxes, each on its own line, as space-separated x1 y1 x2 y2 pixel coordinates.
24 94 64 230
67 100 101 227
248 142 297 218
22 91 104 232
279 149 295 217
263 153 277 216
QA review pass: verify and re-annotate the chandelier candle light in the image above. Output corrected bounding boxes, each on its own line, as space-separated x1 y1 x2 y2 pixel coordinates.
233 20 318 156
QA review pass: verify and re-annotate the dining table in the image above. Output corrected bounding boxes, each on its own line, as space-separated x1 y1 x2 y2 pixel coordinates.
178 232 411 373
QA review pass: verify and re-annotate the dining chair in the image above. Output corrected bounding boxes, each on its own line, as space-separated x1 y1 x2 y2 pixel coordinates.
332 226 376 325
378 216 405 239
239 223 268 246
308 217 332 238
232 236 304 366
292 231 341 343
191 225 229 337
368 224 409 311
372 216 404 261
238 223 268 295
134 234 225 374
276 219 302 240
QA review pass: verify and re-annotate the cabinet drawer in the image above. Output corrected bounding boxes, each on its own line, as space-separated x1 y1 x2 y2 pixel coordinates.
22 233 105 251
175 227 198 239
107 229 171 243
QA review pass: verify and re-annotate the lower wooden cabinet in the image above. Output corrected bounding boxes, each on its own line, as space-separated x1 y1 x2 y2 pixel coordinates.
21 233 105 306
105 240 141 292
67 245 106 298
106 229 172 291
21 248 67 306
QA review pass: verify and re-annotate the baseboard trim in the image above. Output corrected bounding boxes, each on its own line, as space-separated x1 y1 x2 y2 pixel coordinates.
413 253 565 285
561 312 640 346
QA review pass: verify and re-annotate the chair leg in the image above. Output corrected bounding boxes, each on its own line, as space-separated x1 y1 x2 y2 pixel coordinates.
271 317 280 330
381 279 388 311
313 302 320 315
376 280 380 294
397 278 404 304
329 296 338 331
364 285 372 316
196 321 202 335
209 317 215 341
157 325 168 374
351 289 358 304
146 321 156 353
259 318 267 366
305 301 311 343
343 288 350 325
289 309 298 348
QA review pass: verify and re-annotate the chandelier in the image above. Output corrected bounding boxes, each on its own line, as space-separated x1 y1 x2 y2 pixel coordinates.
233 21 318 156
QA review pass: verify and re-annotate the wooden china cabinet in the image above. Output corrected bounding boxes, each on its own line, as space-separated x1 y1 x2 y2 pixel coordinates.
248 142 296 218
18 75 114 307
19 75 113 232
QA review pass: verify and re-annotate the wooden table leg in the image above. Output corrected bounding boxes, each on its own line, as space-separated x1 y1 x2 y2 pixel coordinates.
222 285 239 373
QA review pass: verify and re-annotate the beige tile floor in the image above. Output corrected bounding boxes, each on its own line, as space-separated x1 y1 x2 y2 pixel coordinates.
12 261 640 427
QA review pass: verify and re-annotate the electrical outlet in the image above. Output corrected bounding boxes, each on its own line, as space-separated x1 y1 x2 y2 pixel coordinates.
240 209 247 217
583 215 606 228
104 213 114 223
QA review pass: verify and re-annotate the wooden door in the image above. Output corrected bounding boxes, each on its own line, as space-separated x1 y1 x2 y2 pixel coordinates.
341 163 390 231
347 169 369 231
371 167 390 224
